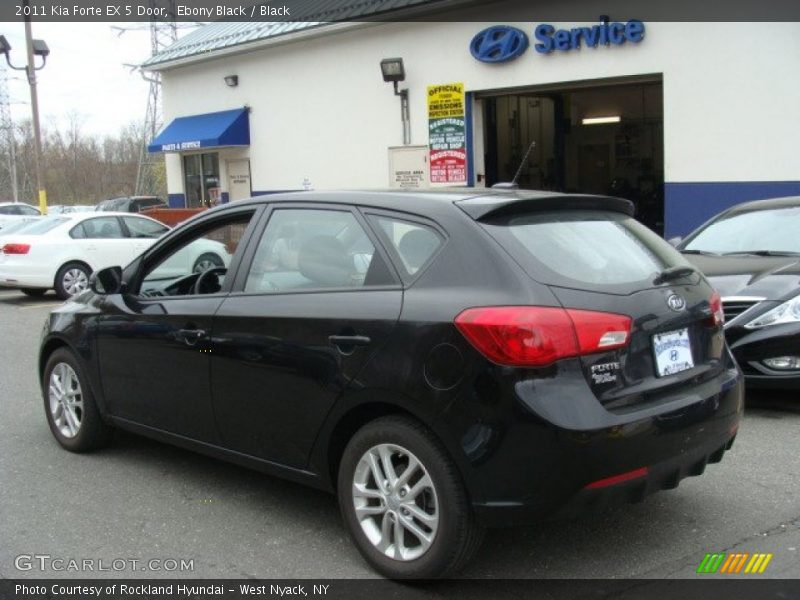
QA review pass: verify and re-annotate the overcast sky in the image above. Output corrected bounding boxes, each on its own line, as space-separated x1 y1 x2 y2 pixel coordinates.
1 22 194 138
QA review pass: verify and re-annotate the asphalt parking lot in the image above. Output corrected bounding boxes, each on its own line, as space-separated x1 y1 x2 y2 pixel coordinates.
1 288 798 580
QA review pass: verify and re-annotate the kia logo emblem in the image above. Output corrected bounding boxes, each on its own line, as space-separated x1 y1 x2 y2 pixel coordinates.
667 294 686 312
470 26 529 63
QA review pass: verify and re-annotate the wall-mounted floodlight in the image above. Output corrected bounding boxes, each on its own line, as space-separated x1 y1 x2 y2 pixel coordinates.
224 74 238 87
380 57 406 84
380 58 410 145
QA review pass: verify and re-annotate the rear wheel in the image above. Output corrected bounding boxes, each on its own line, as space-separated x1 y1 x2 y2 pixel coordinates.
54 262 90 299
42 348 112 452
337 415 484 579
20 288 46 297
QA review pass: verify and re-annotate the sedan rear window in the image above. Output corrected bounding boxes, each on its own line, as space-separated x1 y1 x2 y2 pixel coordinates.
13 217 68 235
483 210 691 292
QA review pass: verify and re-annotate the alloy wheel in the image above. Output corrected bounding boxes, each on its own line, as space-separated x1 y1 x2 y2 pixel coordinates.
352 443 439 561
48 362 83 438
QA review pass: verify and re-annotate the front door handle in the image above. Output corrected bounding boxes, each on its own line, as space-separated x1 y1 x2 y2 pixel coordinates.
176 328 208 346
328 334 371 353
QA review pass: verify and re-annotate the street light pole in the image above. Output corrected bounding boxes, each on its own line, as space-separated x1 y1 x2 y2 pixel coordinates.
24 10 46 215
0 6 49 213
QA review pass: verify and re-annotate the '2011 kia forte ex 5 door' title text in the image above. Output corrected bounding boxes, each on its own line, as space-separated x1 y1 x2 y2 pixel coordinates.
38 189 743 579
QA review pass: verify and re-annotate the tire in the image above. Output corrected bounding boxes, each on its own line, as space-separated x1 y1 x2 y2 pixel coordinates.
192 253 224 273
42 348 112 452
337 415 484 579
21 288 46 297
54 262 91 300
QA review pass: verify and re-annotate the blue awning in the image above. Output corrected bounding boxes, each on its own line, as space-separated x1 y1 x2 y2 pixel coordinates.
147 108 249 153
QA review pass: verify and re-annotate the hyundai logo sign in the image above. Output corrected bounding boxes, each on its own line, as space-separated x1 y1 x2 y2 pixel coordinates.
470 18 645 63
470 26 529 63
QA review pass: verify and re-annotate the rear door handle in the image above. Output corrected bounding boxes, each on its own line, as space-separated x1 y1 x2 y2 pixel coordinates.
176 328 208 346
328 335 371 349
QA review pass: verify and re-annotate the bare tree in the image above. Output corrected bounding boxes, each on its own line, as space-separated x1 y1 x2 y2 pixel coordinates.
0 117 166 206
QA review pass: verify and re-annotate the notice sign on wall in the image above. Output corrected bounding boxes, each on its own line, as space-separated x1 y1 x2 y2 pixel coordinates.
388 145 429 189
428 83 467 185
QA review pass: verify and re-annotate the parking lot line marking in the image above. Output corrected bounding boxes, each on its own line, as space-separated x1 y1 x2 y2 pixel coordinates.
18 302 61 310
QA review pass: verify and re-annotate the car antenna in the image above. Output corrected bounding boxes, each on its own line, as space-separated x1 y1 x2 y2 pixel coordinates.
492 140 536 190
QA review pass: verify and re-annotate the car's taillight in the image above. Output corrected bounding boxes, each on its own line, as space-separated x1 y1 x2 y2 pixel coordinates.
708 290 724 327
454 306 632 367
2 243 30 254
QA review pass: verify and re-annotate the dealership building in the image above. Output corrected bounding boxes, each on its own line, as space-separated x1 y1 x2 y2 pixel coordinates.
143 8 800 236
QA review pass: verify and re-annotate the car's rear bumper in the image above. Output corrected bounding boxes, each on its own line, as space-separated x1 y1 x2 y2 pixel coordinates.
446 362 744 527
0 262 53 289
473 430 737 527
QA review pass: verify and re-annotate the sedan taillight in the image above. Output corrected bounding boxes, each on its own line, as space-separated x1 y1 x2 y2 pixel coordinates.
2 243 30 255
454 306 632 367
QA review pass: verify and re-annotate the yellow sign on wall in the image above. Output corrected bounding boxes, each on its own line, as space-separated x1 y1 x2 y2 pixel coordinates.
427 83 467 184
427 83 465 118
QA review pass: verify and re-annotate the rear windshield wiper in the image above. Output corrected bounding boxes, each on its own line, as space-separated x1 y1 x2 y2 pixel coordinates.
653 265 697 285
720 250 800 257
680 249 720 256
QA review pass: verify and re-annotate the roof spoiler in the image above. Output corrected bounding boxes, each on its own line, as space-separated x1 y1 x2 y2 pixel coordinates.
456 193 635 221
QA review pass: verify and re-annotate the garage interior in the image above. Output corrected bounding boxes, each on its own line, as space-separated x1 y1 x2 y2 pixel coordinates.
481 77 665 233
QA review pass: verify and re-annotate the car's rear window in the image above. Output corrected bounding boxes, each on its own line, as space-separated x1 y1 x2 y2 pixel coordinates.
482 210 692 292
13 217 68 235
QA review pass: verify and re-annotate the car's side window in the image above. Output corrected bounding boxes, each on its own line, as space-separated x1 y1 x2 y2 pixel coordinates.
123 216 169 238
82 217 125 239
18 205 39 216
69 223 87 239
244 208 395 293
0 206 14 215
368 215 443 277
138 212 255 297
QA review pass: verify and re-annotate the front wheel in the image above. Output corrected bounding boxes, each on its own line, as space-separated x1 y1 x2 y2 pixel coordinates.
337 415 484 579
42 348 112 452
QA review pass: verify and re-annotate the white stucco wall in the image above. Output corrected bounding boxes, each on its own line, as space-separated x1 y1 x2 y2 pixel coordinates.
158 21 800 196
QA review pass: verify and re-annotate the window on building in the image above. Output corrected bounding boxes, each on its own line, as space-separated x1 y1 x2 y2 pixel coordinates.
183 153 220 208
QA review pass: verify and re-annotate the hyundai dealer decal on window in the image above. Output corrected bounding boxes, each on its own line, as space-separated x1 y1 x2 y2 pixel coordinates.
470 17 645 63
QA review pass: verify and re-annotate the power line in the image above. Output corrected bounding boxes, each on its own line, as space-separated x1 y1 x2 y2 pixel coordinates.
115 0 180 197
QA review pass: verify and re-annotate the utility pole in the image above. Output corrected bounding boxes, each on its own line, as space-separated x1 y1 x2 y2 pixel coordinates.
0 10 49 211
24 13 46 213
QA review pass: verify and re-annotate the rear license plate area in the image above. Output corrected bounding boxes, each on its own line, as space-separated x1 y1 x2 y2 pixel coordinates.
653 327 694 377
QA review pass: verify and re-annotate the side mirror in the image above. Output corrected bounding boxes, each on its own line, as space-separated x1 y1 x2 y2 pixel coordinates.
89 266 123 295
667 236 683 248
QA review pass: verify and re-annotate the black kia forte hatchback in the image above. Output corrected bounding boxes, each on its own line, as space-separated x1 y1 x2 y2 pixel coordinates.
677 196 800 390
39 190 742 578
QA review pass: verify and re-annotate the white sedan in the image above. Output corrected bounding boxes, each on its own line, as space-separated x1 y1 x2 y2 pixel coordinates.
0 212 230 299
0 202 41 231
